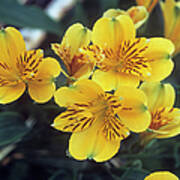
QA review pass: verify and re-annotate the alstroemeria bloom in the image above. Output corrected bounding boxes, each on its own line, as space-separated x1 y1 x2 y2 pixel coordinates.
136 0 159 12
161 0 180 55
140 82 180 140
84 15 174 91
51 23 94 82
53 79 150 162
144 171 179 180
0 27 61 104
103 6 149 29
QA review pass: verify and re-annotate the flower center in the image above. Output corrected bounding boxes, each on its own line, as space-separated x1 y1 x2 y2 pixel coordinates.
57 92 129 141
95 38 153 77
16 50 43 82
150 107 174 130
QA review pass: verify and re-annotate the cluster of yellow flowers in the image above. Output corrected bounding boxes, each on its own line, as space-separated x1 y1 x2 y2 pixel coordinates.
0 0 179 178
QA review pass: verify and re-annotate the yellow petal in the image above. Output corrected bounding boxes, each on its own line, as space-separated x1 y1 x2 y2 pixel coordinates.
36 57 61 78
61 23 91 57
53 107 95 133
0 82 26 104
144 38 175 58
92 70 139 91
92 15 135 49
54 79 104 107
28 81 56 103
69 119 120 162
115 86 151 132
0 27 26 64
140 82 175 112
146 58 174 82
103 8 127 18
145 171 179 180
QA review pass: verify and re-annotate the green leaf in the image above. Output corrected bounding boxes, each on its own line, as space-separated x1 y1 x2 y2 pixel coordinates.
0 111 30 146
120 168 149 180
0 0 61 34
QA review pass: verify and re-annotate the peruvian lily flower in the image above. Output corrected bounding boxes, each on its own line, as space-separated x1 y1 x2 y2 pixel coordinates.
161 0 180 55
52 79 150 162
103 6 149 29
144 171 179 180
136 0 159 13
83 15 174 91
140 81 180 143
51 23 94 83
0 27 61 104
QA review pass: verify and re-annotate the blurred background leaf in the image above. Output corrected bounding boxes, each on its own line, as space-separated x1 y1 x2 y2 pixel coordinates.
0 0 61 34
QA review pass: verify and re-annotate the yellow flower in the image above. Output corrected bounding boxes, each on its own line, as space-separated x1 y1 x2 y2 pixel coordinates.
103 6 149 29
140 81 180 140
144 171 179 180
0 27 61 104
161 0 180 55
136 0 159 12
83 15 174 91
51 23 94 82
53 79 151 162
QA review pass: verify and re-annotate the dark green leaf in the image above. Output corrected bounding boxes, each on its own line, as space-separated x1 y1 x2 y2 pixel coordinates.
120 168 149 180
0 0 61 34
0 111 30 146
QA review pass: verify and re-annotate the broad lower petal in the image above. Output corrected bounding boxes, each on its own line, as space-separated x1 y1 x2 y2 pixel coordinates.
28 81 55 103
115 86 151 132
0 82 26 104
69 119 120 162
92 70 139 91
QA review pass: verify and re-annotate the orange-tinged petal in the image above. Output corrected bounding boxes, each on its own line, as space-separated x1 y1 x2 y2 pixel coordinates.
61 23 91 57
92 70 139 91
54 79 104 107
145 171 179 180
28 81 55 103
0 82 26 104
140 82 175 112
69 119 120 162
127 6 149 29
115 87 151 132
0 27 26 64
92 15 135 49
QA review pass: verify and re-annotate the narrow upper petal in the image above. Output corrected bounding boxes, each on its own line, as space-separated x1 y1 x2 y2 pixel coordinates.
69 119 120 162
54 79 104 107
115 86 151 132
61 23 91 58
92 15 135 49
0 27 26 65
0 82 26 104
